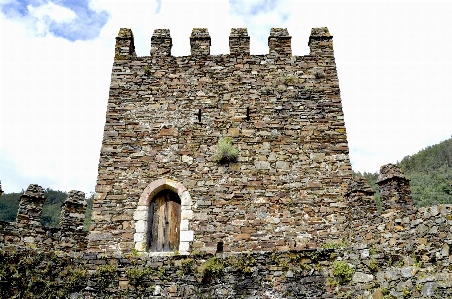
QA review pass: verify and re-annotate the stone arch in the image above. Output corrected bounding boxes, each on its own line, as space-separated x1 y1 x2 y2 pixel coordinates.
133 178 193 254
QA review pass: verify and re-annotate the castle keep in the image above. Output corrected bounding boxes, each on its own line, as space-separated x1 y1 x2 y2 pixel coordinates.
2 27 451 299
88 27 353 255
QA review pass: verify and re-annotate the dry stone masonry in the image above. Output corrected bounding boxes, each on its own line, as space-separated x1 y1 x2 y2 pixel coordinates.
1 27 451 298
89 27 353 255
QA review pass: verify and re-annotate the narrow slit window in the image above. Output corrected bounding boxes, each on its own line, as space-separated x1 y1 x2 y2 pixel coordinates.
198 109 201 122
246 107 250 121
217 241 223 253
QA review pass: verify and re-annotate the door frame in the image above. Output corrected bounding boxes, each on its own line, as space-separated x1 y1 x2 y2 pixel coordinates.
134 178 193 255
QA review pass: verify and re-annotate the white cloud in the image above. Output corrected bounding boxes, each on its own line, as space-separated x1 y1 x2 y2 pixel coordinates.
28 1 77 24
27 2 77 35
0 13 112 193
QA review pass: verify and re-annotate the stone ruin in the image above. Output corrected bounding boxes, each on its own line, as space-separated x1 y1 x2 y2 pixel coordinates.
0 184 87 252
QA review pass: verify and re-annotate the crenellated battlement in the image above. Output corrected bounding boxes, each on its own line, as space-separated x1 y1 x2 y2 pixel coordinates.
116 27 334 60
0 184 88 251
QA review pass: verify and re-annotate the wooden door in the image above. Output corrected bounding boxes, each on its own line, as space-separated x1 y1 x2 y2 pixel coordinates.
148 190 181 252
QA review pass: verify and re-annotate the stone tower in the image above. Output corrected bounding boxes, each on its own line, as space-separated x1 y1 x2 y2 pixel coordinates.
88 27 353 255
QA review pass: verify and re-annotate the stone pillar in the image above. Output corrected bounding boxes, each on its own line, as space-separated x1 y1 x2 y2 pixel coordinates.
16 184 46 227
345 177 382 245
60 190 87 231
59 190 88 250
377 164 415 212
151 29 172 57
115 28 136 60
229 28 250 55
345 177 377 221
308 27 334 56
268 28 292 56
190 28 211 56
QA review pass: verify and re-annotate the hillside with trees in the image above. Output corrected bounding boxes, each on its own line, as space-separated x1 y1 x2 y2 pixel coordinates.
355 137 452 207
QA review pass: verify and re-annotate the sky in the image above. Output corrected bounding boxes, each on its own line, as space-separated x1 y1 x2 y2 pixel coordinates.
1 0 451 194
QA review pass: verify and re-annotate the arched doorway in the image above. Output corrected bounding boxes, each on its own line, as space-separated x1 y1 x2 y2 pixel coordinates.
147 189 181 252
134 178 193 255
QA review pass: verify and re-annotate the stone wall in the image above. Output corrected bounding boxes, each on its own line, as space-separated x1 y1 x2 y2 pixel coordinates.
346 164 451 257
0 184 88 252
1 245 451 298
343 164 452 298
90 27 353 255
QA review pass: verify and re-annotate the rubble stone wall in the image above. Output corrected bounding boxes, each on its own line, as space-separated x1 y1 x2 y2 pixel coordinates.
0 184 88 252
343 164 452 298
1 245 451 299
90 27 353 255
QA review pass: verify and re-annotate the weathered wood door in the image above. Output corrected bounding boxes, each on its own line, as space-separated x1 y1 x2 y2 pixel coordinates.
148 190 181 252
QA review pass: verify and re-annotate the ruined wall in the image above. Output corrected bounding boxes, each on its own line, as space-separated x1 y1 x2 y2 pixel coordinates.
0 184 88 252
343 164 452 298
90 27 353 255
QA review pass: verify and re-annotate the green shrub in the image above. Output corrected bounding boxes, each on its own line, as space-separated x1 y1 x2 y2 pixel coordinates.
181 258 194 275
235 253 256 274
96 263 118 291
332 261 354 283
125 266 152 288
143 65 151 76
322 239 348 249
197 257 224 281
215 137 238 164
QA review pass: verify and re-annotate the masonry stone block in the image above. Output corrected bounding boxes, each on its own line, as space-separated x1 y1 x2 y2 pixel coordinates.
133 209 148 221
180 219 189 231
134 233 145 242
179 241 190 253
135 220 147 233
181 210 193 220
180 231 194 242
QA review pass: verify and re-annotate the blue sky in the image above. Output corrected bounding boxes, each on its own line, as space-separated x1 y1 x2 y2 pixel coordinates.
1 0 109 40
1 0 452 193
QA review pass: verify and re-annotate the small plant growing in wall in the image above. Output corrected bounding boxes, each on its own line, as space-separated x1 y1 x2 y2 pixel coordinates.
332 260 354 283
125 266 153 289
143 65 151 76
197 257 224 283
96 264 118 292
215 137 238 164
313 68 325 79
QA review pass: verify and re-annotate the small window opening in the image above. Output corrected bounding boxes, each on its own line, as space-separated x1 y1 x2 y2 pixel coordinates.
198 109 201 122
217 241 223 253
246 107 250 121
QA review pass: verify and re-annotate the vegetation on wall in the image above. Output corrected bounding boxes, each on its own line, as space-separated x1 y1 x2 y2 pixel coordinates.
214 137 238 164
0 248 87 299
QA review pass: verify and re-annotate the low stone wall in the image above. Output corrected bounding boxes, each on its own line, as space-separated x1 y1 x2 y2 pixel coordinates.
1 246 451 298
0 184 88 252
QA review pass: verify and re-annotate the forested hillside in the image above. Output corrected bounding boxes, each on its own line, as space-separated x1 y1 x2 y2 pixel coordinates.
398 138 452 206
355 137 452 207
0 189 93 230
